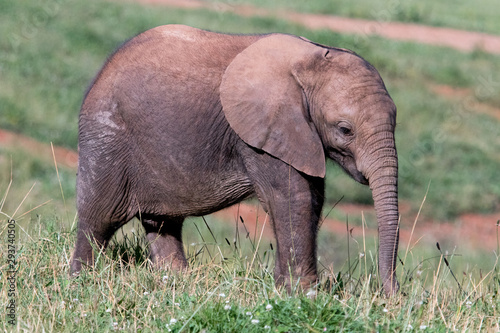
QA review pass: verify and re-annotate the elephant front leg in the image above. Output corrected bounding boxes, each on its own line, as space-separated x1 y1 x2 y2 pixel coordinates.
141 215 188 270
272 200 322 291
256 171 325 292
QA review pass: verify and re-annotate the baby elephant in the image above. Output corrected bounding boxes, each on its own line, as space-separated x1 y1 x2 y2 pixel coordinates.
72 25 399 295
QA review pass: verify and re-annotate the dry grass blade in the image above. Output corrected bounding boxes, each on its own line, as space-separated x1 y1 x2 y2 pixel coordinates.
404 182 430 263
17 199 53 220
246 213 268 278
11 182 36 219
51 142 70 224
0 158 13 214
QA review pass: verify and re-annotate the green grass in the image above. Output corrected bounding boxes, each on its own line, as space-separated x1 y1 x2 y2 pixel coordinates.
0 213 499 331
0 146 76 224
220 0 500 35
2 0 500 220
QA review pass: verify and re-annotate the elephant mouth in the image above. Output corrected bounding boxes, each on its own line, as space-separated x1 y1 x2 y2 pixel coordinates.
352 171 369 185
327 148 369 185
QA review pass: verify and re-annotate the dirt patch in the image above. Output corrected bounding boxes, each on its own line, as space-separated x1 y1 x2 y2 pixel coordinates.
431 84 500 121
136 0 500 55
432 84 473 98
0 129 78 169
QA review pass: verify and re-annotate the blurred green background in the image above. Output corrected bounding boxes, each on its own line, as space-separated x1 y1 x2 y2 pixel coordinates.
1 0 499 272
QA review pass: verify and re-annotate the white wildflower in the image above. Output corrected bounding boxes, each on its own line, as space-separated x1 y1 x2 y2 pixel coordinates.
219 293 226 298
419 325 427 330
170 318 177 324
106 308 112 313
174 303 180 307
383 308 388 313
359 252 365 258
408 324 413 329
224 304 231 310
465 301 472 308
73 298 79 302
143 291 149 296
306 289 316 298
266 304 273 311
251 319 259 324
162 275 169 283
246 311 252 316
264 325 271 329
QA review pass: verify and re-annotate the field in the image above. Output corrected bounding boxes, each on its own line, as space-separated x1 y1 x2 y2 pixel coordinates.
209 0 500 34
1 0 499 331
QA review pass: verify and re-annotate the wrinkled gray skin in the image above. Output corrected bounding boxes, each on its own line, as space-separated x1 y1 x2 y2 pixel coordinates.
72 25 399 295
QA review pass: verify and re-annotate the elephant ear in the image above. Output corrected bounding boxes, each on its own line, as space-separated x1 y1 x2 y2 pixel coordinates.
220 35 326 178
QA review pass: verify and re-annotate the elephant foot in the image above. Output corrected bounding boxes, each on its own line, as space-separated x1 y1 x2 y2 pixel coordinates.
382 275 400 296
275 273 318 294
149 250 188 271
142 215 187 271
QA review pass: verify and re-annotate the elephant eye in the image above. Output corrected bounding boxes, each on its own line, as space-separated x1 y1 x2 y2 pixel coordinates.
339 125 353 137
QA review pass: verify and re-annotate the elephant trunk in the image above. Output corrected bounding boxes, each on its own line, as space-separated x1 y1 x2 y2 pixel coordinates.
363 130 400 296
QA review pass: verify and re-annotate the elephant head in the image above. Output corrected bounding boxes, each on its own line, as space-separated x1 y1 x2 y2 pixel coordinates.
220 35 399 295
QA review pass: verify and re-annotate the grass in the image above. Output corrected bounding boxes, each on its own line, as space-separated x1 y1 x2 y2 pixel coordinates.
0 208 499 331
1 0 499 220
218 0 500 35
0 146 76 223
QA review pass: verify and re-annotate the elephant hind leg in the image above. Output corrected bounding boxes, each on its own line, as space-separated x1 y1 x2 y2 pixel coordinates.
70 216 121 275
140 215 187 270
71 195 137 275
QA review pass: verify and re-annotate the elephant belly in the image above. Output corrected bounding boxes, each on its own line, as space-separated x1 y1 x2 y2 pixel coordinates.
135 166 255 217
125 127 253 217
